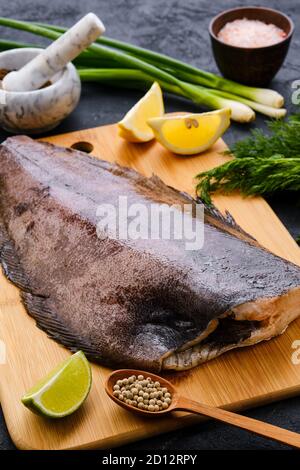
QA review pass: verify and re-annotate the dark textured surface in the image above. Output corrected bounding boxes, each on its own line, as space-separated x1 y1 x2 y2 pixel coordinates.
0 0 299 451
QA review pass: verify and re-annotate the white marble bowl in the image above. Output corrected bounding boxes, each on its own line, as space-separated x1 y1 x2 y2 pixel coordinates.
0 48 81 134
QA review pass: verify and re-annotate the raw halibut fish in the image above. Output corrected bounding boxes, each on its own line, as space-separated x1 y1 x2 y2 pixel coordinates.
0 136 299 372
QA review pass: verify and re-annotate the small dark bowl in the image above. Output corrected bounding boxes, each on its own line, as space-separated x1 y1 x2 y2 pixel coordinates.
209 6 294 86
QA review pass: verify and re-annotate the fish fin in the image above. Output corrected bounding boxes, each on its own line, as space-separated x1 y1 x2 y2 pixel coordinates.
0 223 33 291
196 197 257 243
0 220 102 362
148 174 194 202
148 174 255 241
146 174 257 243
21 292 102 361
147 175 256 243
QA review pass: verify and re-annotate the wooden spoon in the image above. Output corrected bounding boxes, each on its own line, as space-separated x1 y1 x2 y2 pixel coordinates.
106 369 300 449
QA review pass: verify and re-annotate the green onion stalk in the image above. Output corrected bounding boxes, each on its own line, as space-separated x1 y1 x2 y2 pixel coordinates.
0 38 106 67
205 89 287 119
78 68 254 122
0 38 36 49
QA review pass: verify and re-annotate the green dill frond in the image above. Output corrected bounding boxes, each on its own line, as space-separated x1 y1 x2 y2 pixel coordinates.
196 156 300 205
196 114 300 203
225 114 300 160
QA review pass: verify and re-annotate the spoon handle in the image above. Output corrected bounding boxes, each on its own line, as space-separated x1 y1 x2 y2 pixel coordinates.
176 396 300 448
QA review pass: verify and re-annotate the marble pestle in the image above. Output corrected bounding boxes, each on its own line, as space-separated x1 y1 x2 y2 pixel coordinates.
2 12 105 92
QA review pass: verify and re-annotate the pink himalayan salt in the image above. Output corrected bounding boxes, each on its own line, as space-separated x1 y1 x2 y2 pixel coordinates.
217 18 287 48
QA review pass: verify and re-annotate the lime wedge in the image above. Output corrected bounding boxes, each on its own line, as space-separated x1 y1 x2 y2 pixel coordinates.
21 351 92 418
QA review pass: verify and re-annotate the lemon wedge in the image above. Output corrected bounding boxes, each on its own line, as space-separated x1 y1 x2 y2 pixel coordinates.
118 82 164 142
147 108 231 155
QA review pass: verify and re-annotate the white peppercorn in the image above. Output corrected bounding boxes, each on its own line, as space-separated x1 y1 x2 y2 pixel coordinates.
113 375 172 412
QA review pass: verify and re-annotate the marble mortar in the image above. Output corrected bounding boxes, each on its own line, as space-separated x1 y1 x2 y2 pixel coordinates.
0 48 81 134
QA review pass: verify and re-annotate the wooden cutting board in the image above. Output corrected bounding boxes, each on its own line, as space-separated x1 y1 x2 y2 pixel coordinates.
0 123 300 450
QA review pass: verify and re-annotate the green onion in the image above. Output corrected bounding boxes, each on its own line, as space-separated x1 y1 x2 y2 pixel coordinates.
0 38 103 65
78 68 255 122
35 22 284 108
0 17 285 121
78 68 174 91
206 89 287 119
0 38 37 50
0 18 179 87
0 37 273 121
0 17 256 122
0 36 256 121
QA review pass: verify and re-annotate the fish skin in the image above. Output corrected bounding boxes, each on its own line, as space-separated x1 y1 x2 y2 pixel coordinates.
0 135 299 372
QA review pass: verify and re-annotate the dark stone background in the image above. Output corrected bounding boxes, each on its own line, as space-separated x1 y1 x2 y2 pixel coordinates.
0 0 299 451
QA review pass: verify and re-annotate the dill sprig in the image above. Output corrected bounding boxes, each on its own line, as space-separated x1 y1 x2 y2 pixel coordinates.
225 114 300 160
196 156 300 204
196 115 300 204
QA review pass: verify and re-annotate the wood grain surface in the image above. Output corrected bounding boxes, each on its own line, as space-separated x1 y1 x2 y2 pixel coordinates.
0 123 300 450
